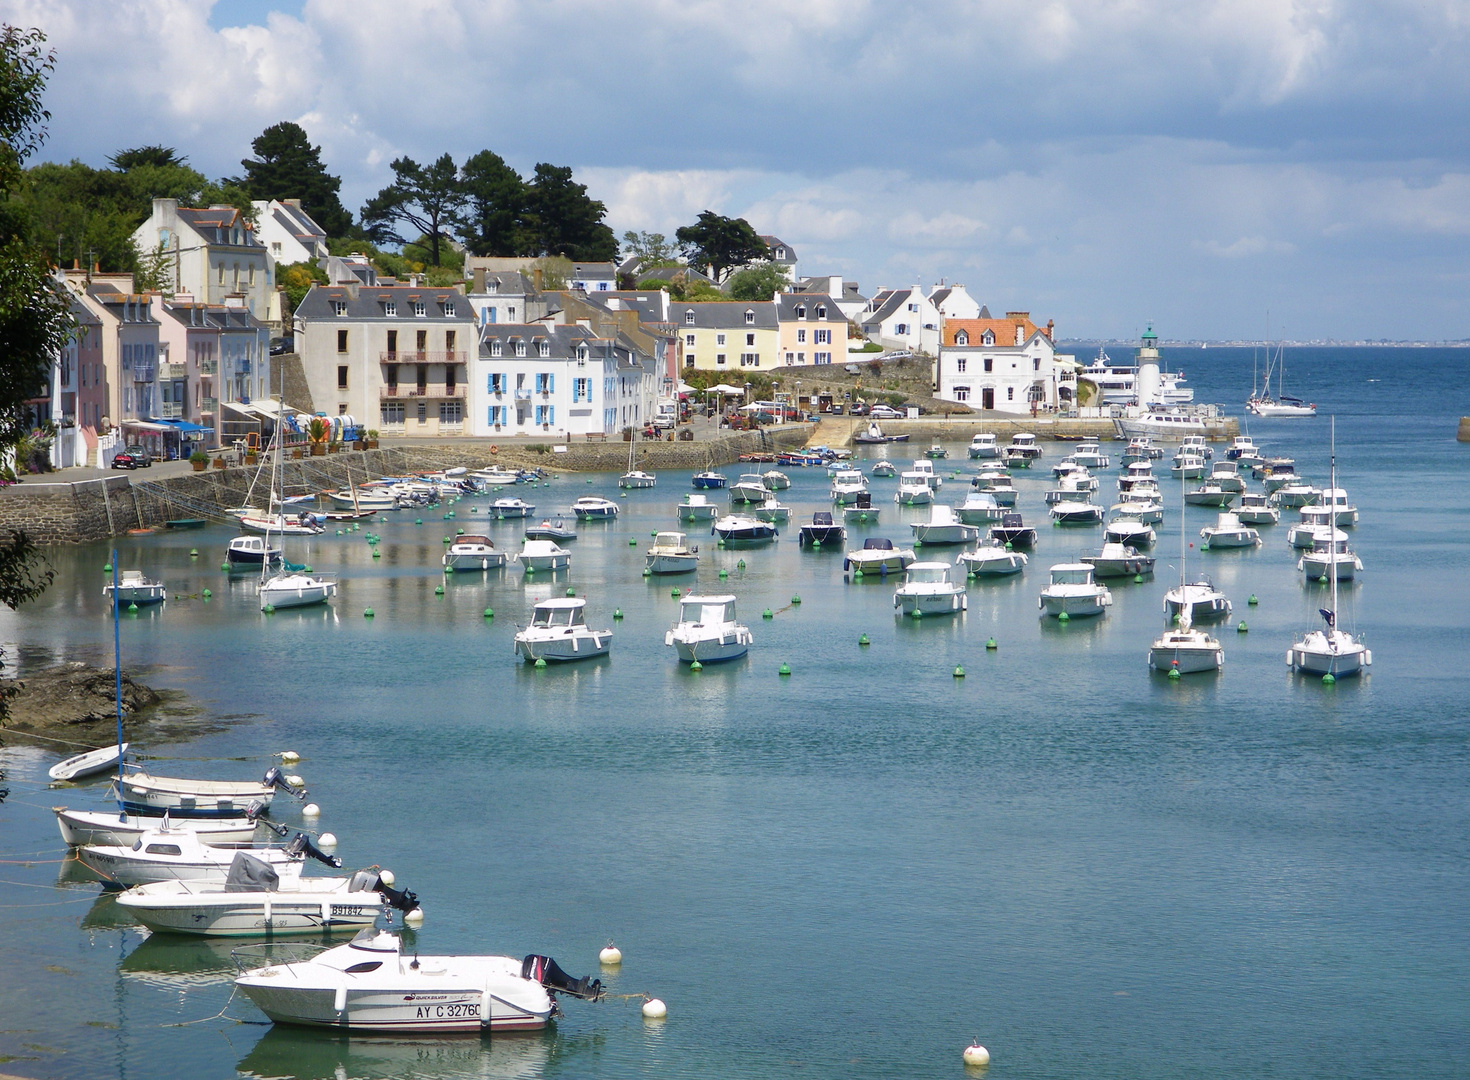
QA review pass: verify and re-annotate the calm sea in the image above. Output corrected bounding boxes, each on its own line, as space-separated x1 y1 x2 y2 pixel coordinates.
1 346 1467 1079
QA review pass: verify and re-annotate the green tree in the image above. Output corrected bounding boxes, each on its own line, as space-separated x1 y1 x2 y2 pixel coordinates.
134 239 171 292
360 154 465 266
457 150 527 257
522 163 616 261
621 230 674 265
277 260 326 316
531 255 574 290
640 272 722 302
234 121 353 237
726 262 789 301
675 211 768 283
108 145 186 170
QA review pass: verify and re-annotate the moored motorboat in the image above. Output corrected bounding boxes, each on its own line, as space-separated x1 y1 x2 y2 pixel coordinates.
752 496 790 524
82 825 338 888
326 488 399 512
967 433 999 459
1199 512 1260 549
1272 480 1320 508
227 535 282 569
678 493 720 521
1225 436 1260 461
870 459 897 478
1170 454 1207 480
1105 515 1157 547
1006 432 1042 460
911 504 981 545
104 570 166 607
1038 563 1113 618
1288 521 1327 549
798 512 846 547
1049 500 1104 525
989 512 1037 548
1069 441 1109 470
762 469 791 490
571 496 619 520
712 515 777 543
516 539 570 572
492 497 536 519
893 561 967 616
55 806 256 848
956 542 1027 577
1081 543 1155 578
842 492 882 524
645 531 699 573
830 469 868 504
692 470 728 489
970 469 1018 506
925 442 948 459
1235 492 1280 525
895 474 935 505
514 598 612 661
1163 579 1232 622
524 518 576 541
729 474 772 504
113 766 301 818
1298 528 1362 581
843 537 915 575
1207 460 1246 494
665 594 753 663
442 534 506 571
1298 487 1358 528
1184 482 1236 508
956 491 1006 525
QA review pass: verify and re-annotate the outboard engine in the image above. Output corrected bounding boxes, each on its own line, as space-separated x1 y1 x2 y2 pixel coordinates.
263 766 308 801
522 955 602 1001
286 832 343 868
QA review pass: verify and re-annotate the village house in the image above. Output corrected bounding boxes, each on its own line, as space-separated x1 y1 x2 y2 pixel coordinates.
774 293 845 366
672 301 779 372
927 283 982 320
132 199 274 322
151 295 270 445
934 312 1073 414
860 286 942 354
253 198 329 266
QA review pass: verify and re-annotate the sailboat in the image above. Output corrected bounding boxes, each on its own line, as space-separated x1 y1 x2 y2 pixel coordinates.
1247 332 1317 417
619 425 656 488
1288 418 1371 679
1149 472 1224 674
257 414 337 611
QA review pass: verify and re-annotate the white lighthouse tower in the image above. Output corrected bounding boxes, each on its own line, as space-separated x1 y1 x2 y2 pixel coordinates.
1134 325 1161 406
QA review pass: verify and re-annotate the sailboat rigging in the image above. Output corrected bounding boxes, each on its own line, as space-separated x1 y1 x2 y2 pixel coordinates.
257 413 337 611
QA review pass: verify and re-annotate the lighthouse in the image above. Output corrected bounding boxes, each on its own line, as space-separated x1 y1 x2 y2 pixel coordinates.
1135 325 1161 406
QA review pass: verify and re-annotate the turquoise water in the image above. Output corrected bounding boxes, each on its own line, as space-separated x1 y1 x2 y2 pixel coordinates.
1 347 1468 1079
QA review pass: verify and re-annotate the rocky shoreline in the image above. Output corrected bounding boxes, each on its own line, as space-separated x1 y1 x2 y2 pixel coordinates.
1 662 162 735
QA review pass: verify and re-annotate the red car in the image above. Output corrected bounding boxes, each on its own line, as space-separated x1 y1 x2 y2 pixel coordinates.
111 447 152 469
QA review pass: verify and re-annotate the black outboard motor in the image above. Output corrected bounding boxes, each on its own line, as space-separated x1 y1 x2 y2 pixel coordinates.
262 767 308 801
522 955 602 1001
286 832 343 869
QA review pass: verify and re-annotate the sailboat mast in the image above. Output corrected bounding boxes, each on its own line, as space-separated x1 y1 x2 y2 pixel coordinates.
112 550 123 791
262 408 282 586
1328 416 1339 630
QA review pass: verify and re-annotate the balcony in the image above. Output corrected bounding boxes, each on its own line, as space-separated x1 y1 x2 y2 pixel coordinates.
513 388 533 401
378 351 466 365
202 397 219 414
160 362 187 380
159 402 183 419
199 359 218 376
380 384 465 400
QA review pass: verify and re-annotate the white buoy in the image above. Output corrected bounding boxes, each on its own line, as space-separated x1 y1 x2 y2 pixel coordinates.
302 802 321 817
599 943 623 966
963 1042 990 1067
378 869 395 887
404 907 425 928
280 750 300 763
284 773 306 788
316 832 337 852
641 998 667 1019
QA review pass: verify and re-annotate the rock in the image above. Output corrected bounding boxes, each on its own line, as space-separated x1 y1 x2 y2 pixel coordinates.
1 662 160 731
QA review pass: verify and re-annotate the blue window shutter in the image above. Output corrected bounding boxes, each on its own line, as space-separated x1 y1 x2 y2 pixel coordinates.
548 374 555 394
549 406 554 425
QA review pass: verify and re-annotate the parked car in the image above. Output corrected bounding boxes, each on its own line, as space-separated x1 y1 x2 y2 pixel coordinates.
269 335 294 355
111 446 152 470
868 404 906 420
848 403 869 416
844 363 862 374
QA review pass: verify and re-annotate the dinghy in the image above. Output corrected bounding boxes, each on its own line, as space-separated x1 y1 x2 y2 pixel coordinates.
49 742 129 782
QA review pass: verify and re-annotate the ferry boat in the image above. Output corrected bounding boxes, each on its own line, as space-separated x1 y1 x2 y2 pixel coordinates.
1080 347 1194 405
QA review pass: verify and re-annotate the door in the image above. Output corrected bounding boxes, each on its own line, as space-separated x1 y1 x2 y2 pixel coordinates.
982 387 995 410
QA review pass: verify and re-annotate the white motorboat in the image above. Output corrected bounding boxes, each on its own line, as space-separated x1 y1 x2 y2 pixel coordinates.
524 518 576 541
894 561 967 616
1272 481 1320 508
227 535 282 569
1170 454 1207 479
830 469 869 504
844 537 916 575
692 470 728 489
762 470 791 490
618 469 657 489
970 470 1018 506
870 460 897 477
1115 409 1209 440
1200 511 1260 549
1001 447 1032 469
1184 483 1236 508
1235 492 1280 525
907 459 943 488
1255 457 1297 483
82 825 336 888
1046 472 1098 504
712 514 777 543
729 474 772 504
1118 461 1156 491
842 492 883 523
1299 488 1358 528
956 491 1006 525
1105 516 1156 547
442 534 506 571
492 497 536 519
240 512 324 536
1164 579 1232 622
326 488 399 511
1038 563 1113 618
1007 432 1042 460
1149 614 1223 674
956 543 1028 577
1049 500 1104 525
104 570 166 607
798 512 846 547
1225 436 1260 461
925 442 949 460
516 539 570 572
665 594 753 664
259 570 337 611
514 598 612 662
911 504 981 546
1081 543 1155 578
114 766 300 818
1122 437 1165 463
49 742 129 782
1178 435 1213 460
571 496 620 520
235 929 600 1033
989 512 1038 548
679 492 720 522
55 807 256 848
1111 497 1164 524
116 864 418 938
895 474 935 505
1070 442 1110 469
1288 521 1328 549
1207 460 1246 494
646 531 699 574
1298 528 1362 582
967 433 1000 459
1121 476 1162 503
470 465 523 485
752 496 790 524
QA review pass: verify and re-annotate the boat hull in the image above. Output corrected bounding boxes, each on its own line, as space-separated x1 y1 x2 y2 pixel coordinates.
958 553 1027 576
115 775 276 818
259 578 336 610
1039 593 1109 617
1200 530 1259 548
235 983 549 1033
1288 637 1370 676
842 505 883 524
1149 644 1223 673
56 809 256 847
1050 506 1104 525
894 589 967 615
443 551 507 571
117 883 384 937
105 585 166 606
645 553 698 574
1083 556 1155 577
514 630 611 661
844 553 913 575
1299 555 1360 581
798 527 846 546
911 524 980 545
678 506 719 522
668 633 750 664
519 554 570 571
49 742 129 781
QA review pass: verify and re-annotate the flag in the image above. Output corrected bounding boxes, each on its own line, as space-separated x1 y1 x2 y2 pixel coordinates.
1319 608 1335 627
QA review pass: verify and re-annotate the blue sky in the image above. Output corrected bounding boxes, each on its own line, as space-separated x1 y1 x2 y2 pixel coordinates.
8 0 1470 340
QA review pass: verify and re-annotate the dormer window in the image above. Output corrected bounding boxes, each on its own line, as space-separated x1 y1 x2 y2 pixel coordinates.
577 345 588 361
795 306 806 319
982 330 995 346
413 301 426 317
955 330 969 346
515 341 527 358
684 310 695 325
332 301 348 317
816 306 826 319
538 341 550 358
490 340 503 357
384 301 396 317
744 309 755 325
442 301 456 316
1015 326 1025 346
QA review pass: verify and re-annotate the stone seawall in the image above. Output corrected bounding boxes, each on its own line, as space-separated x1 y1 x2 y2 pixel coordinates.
807 414 1240 447
1 425 814 545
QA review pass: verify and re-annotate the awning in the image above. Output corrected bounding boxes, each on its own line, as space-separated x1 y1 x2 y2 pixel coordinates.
152 419 212 434
706 383 745 395
121 420 173 432
675 381 696 393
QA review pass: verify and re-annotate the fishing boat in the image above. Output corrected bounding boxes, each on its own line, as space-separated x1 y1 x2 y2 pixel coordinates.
753 496 790 524
54 807 256 848
925 443 948 459
1122 437 1165 463
115 766 302 818
967 433 1000 459
1184 483 1236 508
830 469 868 504
492 497 536 519
843 537 915 575
893 562 967 616
1298 528 1362 582
1289 421 1369 677
797 512 845 547
116 864 418 938
842 492 882 524
956 491 1005 525
1070 442 1110 470
678 493 720 522
1207 460 1246 494
1170 454 1207 480
227 535 282 568
692 470 728 489
970 470 1018 507
1049 500 1104 525
1001 447 1033 468
49 742 129 782
870 460 897 478
665 594 753 664
514 599 612 662
1288 521 1328 549
1235 492 1280 525
989 512 1037 548
1255 456 1296 482
762 470 791 490
1298 488 1358 528
712 515 777 543
956 542 1028 577
234 929 601 1033
1006 432 1042 460
524 518 576 541
103 570 166 607
908 460 943 488
1038 563 1113 618
516 540 570 572
442 534 506 571
1199 512 1260 549
910 504 980 545
82 825 338 888
645 531 699 574
571 496 619 520
1272 480 1320 508
1105 516 1157 547
895 474 935 506
1081 543 1155 578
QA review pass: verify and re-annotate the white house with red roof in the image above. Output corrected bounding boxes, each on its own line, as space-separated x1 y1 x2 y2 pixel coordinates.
935 312 1074 414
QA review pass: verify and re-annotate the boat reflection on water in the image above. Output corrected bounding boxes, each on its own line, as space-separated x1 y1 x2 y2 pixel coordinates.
238 1025 558 1080
119 934 240 993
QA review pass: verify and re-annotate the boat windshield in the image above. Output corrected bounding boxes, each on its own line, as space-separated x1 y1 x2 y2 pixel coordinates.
533 605 583 627
906 566 948 584
1051 568 1094 585
683 601 733 625
654 533 685 547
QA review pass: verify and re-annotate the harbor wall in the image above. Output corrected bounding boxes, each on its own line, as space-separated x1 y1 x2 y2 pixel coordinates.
0 425 814 545
807 414 1240 447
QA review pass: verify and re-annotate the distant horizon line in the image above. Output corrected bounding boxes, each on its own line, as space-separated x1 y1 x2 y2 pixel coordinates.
1058 339 1470 348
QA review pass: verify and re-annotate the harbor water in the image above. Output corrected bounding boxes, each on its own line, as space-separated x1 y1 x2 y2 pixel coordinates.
1 347 1468 1079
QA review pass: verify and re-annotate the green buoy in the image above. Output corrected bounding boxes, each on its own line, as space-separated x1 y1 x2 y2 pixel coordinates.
854 569 864 578
1248 594 1259 605
443 537 452 544
1168 667 1181 680
372 550 381 559
189 548 199 557
791 595 801 605
202 588 211 598
613 609 622 620
127 601 138 612
914 538 923 547
718 569 728 578
1059 611 1070 622
457 528 465 535
762 608 773 619
910 608 922 619
1322 673 1336 684
103 563 112 572
416 518 422 525
737 560 746 570
671 587 681 598
953 665 965 678
434 585 444 595
689 659 703 671
586 478 594 484
1237 621 1248 632
967 572 976 580
220 562 229 571
263 603 275 613
364 607 374 617
484 607 494 618
566 588 576 597
630 538 638 546
859 634 870 645
643 567 652 576
535 658 547 668
445 565 454 574
1133 574 1145 583
985 638 997 650
778 662 791 676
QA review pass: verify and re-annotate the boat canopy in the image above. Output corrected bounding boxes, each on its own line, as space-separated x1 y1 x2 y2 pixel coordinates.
999 513 1025 528
905 562 951 583
1050 564 1096 585
812 512 833 526
863 538 895 550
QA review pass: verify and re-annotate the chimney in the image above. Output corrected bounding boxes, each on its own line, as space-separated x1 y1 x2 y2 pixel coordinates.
284 198 301 208
532 267 544 291
472 267 486 293
1045 319 1054 340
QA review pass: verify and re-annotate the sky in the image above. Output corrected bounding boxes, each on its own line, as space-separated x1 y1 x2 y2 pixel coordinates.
6 0 1470 340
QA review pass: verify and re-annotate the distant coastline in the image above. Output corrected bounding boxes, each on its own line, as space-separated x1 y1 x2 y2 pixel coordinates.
1062 339 1470 348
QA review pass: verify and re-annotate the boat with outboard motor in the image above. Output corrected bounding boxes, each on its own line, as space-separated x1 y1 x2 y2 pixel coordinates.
571 496 619 520
54 806 258 848
524 519 575 542
712 515 777 543
515 540 570 572
956 542 1027 577
842 492 882 524
442 535 506 571
1081 543 1155 578
730 474 772 504
1039 564 1113 618
1200 512 1260 549
692 470 728 489
114 766 303 818
1105 515 1156 547
844 537 915 575
798 512 845 547
911 504 980 545
894 561 967 616
645 531 699 574
665 594 753 663
989 512 1037 548
82 824 340 888
514 598 612 662
678 493 720 522
492 498 535 519
103 570 166 607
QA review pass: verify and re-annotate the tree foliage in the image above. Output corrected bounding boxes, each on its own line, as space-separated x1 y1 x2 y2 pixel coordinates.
361 154 465 267
457 150 527 257
726 262 789 302
640 272 723 302
234 121 353 237
522 164 616 261
108 145 186 170
277 260 327 316
675 211 768 283
621 230 674 265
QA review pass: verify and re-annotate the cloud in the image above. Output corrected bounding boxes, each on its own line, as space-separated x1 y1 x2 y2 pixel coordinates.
1197 236 1297 258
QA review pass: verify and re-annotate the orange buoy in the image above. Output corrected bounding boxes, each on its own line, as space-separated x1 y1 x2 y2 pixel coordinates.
490 445 499 454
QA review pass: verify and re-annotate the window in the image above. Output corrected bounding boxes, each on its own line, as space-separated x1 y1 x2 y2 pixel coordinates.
332 301 348 316
439 400 462 424
248 265 256 286
538 341 550 358
744 310 755 324
955 330 969 346
982 330 994 346
895 323 908 335
445 364 457 393
685 310 695 325
817 306 826 319
387 363 398 391
1016 326 1025 346
815 352 831 363
686 334 696 347
491 340 503 357
984 357 993 372
797 329 806 343
577 345 588 362
416 330 427 353
488 405 505 427
686 355 696 367
442 300 456 316
1034 357 1041 371
745 333 756 347
535 373 555 393
535 404 555 426
233 263 240 288
387 329 398 354
515 341 527 358
816 329 831 344
339 402 348 414
337 329 348 352
957 357 967 373
908 302 918 312
217 263 225 285
385 301 396 317
489 373 504 393
1007 386 1014 400
797 352 805 363
716 333 726 346
417 401 427 423
740 352 760 367
414 301 426 317
507 306 515 319
954 386 970 402
573 377 591 402
337 365 348 389
716 353 726 366
796 305 806 319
